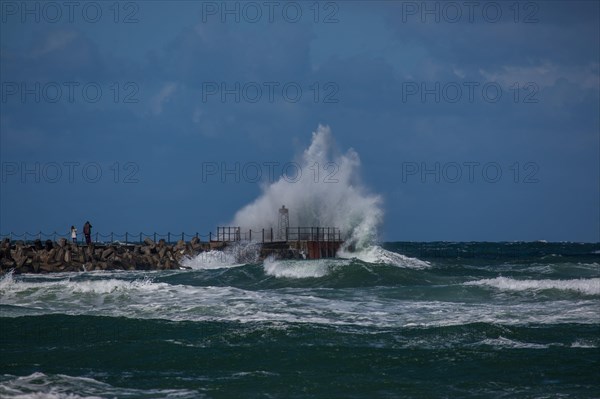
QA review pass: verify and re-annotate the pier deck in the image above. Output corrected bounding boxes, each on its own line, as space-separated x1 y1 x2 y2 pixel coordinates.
215 226 344 259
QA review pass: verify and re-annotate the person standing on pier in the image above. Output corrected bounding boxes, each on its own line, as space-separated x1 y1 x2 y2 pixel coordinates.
71 226 77 244
83 221 92 244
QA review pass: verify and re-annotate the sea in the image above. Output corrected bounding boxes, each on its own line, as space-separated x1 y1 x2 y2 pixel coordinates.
1 241 599 398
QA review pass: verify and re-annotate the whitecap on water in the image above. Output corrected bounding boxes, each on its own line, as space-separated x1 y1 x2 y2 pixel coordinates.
181 250 241 270
0 372 199 399
261 244 429 278
570 339 598 348
474 337 549 349
263 257 350 278
181 242 261 269
464 277 600 295
338 245 431 269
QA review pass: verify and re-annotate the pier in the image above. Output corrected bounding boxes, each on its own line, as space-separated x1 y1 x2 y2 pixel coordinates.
215 226 344 260
1 206 345 273
0 226 345 274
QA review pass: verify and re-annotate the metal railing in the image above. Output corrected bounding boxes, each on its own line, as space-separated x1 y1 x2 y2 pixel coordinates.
0 231 212 245
217 226 342 242
1 227 344 245
286 227 342 242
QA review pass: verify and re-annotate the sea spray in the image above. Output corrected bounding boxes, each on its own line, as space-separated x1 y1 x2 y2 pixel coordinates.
263 256 349 278
183 125 423 267
182 242 261 269
229 125 383 250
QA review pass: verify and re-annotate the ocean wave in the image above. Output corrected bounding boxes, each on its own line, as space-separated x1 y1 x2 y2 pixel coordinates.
539 261 599 271
338 245 431 269
2 274 599 327
263 257 350 278
180 241 262 269
261 245 429 279
0 372 199 399
473 337 599 350
570 339 598 348
180 250 242 270
464 277 600 295
474 336 549 349
3 268 599 327
0 271 162 295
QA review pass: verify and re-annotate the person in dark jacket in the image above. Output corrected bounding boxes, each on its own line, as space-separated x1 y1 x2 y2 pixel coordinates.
83 221 92 244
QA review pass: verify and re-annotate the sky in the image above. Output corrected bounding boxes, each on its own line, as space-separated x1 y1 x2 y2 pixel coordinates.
0 0 599 242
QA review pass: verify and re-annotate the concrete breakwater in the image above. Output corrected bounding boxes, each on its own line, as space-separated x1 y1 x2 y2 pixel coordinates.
0 237 214 274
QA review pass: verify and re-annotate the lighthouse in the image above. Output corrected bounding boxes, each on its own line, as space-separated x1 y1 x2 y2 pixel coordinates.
277 205 289 240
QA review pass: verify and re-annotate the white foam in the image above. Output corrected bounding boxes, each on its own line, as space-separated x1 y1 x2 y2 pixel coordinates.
0 372 197 399
181 242 261 269
262 246 428 278
181 250 240 269
0 274 170 315
263 257 348 278
0 275 160 295
2 272 599 327
475 337 549 349
571 340 598 348
0 269 16 289
464 277 600 295
339 245 430 269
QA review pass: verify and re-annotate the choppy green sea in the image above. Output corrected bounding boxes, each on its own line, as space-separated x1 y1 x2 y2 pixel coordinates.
1 242 599 398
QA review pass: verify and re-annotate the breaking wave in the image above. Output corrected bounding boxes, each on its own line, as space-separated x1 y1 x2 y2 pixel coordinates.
0 372 197 399
339 245 431 269
181 250 240 269
263 257 350 279
2 271 599 326
181 242 261 269
465 277 600 295
229 125 383 250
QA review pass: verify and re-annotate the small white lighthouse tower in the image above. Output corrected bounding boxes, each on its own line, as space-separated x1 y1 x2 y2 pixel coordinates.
277 205 289 240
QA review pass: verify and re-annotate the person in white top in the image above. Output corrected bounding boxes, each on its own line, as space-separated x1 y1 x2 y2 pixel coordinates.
71 225 77 244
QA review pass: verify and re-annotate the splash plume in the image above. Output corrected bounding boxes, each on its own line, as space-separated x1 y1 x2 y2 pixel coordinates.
229 125 383 249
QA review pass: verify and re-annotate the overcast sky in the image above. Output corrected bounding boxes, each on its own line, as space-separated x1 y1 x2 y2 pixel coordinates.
1 1 598 242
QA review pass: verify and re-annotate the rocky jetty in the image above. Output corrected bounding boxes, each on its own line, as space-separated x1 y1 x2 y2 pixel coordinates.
0 232 345 274
0 237 215 274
